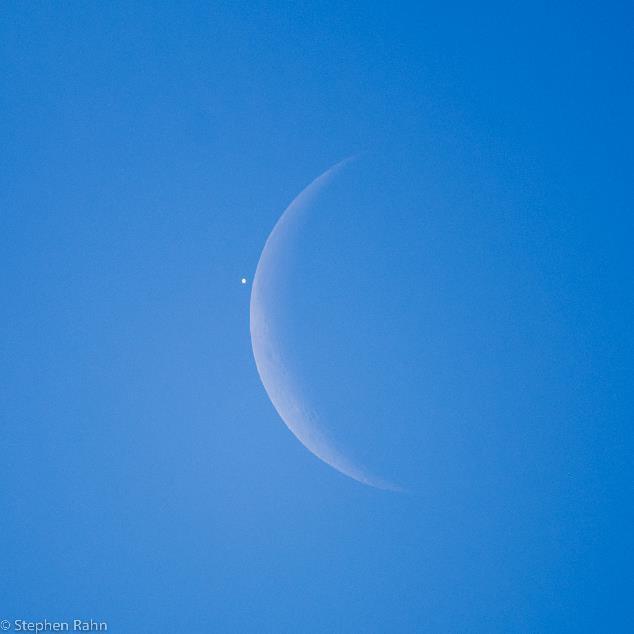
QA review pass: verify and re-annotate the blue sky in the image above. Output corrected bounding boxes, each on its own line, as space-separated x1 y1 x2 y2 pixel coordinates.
1 2 633 632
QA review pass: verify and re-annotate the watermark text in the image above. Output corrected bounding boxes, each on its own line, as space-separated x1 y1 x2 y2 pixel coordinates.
1 620 107 632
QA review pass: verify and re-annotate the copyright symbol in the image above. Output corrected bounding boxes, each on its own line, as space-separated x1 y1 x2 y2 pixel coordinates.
1 620 10 630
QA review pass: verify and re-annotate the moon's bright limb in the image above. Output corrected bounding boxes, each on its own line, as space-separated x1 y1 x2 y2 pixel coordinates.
249 158 400 491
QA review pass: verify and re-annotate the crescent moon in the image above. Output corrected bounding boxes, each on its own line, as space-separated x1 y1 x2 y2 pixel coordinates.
250 158 400 491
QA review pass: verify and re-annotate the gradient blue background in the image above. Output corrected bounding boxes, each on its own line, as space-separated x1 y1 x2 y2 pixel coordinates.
1 2 632 632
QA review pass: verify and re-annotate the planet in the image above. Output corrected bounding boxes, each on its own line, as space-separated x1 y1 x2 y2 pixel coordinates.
250 151 572 494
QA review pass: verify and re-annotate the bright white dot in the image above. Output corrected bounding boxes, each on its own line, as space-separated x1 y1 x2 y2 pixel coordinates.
241 277 247 285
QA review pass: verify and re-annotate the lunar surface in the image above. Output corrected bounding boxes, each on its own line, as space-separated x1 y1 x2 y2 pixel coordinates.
250 158 400 490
